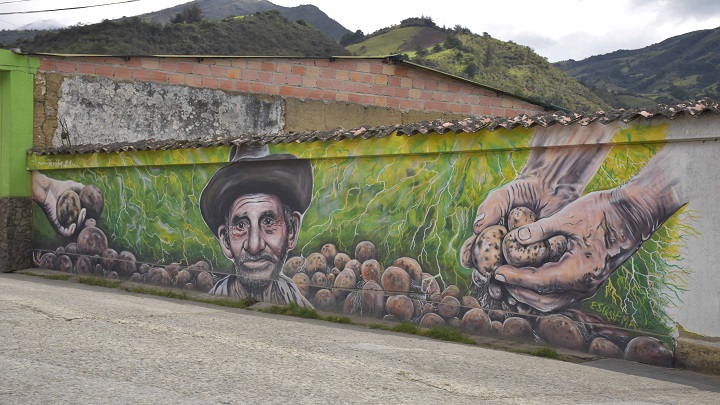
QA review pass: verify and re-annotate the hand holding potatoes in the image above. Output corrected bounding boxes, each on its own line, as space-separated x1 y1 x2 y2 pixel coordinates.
32 172 87 237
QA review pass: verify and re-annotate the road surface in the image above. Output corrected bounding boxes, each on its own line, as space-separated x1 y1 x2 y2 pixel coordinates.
1 273 719 404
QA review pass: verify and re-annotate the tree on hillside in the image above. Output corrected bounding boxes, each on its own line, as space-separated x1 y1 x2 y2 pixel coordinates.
172 2 203 24
340 30 366 46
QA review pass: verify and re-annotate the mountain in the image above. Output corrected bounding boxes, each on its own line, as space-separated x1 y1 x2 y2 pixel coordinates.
16 11 349 56
345 17 607 112
555 27 720 108
20 20 65 30
137 0 350 41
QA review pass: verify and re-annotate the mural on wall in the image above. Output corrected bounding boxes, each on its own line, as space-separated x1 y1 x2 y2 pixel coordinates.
31 122 694 367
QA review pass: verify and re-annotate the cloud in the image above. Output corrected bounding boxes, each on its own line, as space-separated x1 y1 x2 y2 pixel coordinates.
631 0 720 21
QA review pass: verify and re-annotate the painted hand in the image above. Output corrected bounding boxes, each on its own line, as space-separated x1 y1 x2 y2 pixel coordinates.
493 187 669 312
32 173 86 237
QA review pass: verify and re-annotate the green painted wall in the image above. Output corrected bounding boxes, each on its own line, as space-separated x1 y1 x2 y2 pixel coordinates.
0 50 39 197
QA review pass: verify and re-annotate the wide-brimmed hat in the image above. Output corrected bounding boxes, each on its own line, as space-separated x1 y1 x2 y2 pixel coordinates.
199 144 313 237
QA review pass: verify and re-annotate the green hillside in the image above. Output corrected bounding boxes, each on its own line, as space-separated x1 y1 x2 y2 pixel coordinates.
555 27 720 108
138 0 350 41
346 18 606 112
15 11 349 56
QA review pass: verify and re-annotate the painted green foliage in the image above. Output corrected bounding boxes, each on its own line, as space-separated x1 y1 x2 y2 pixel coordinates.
32 124 693 339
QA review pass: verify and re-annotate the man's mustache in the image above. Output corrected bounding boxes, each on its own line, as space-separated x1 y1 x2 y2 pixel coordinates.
236 251 279 264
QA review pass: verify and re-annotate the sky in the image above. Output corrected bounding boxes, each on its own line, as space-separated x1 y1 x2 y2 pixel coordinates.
2 0 720 62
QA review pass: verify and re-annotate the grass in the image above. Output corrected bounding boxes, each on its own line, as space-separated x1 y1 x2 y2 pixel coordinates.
122 285 190 300
324 315 354 324
32 273 73 281
261 302 323 319
530 346 564 360
76 276 122 288
367 322 476 345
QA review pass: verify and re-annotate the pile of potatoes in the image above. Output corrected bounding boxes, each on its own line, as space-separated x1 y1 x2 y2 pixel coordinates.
284 240 673 368
37 190 216 292
282 240 509 336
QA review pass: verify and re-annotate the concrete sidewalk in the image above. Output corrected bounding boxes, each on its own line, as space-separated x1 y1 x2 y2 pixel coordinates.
1 272 719 404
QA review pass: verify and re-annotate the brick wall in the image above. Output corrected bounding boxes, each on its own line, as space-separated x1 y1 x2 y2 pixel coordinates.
37 55 545 118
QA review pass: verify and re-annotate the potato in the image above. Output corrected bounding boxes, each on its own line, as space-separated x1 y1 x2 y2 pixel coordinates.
535 315 584 351
56 255 72 273
326 273 336 286
116 251 137 278
79 185 104 220
589 337 623 359
461 308 491 335
343 291 362 315
148 267 171 285
471 225 507 277
386 295 414 321
344 259 362 280
76 255 93 275
461 296 481 312
320 244 338 265
138 263 151 275
56 190 81 228
491 321 503 334
77 227 108 256
360 281 385 317
106 271 119 279
99 248 118 271
488 309 505 322
190 260 210 277
333 268 357 299
334 253 351 271
94 264 103 275
448 317 463 329
38 252 57 270
55 246 65 255
292 273 311 299
65 243 79 256
488 282 503 300
196 271 214 292
411 299 423 317
438 296 461 319
129 272 144 283
355 241 377 264
282 256 304 277
392 257 423 284
313 289 336 311
421 273 440 295
502 230 550 268
623 336 673 367
165 263 181 280
184 283 195 290
419 313 445 328
431 293 443 303
330 267 341 277
305 253 327 275
361 259 382 283
176 269 192 286
441 285 462 300
381 266 411 295
311 271 327 291
422 303 435 315
501 317 533 341
507 207 536 231
84 218 96 228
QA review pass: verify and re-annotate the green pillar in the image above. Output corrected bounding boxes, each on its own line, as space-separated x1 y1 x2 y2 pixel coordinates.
0 49 39 272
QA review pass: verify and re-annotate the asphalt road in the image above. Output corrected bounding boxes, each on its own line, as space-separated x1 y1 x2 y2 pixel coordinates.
1 273 719 404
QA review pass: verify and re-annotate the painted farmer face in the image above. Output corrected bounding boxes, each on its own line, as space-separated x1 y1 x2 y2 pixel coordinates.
218 193 300 284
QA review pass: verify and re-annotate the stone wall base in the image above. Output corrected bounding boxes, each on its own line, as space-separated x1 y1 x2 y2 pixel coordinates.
674 326 720 375
0 197 32 272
